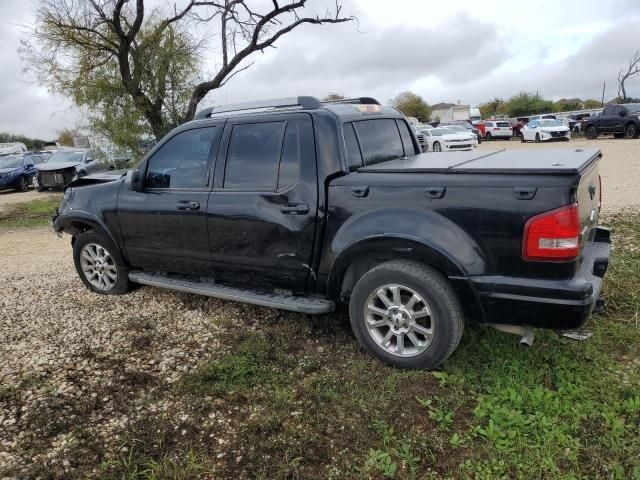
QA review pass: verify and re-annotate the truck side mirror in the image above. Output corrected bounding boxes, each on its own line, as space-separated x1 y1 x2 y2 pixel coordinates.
125 169 143 191
620 110 627 117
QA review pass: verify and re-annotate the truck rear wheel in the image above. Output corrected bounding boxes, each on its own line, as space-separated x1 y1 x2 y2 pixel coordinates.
624 123 638 139
348 261 464 369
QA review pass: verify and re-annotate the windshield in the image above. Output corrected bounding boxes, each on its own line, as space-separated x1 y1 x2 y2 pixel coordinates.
0 155 21 168
47 151 85 164
539 120 562 127
430 128 455 136
625 103 640 114
441 125 466 132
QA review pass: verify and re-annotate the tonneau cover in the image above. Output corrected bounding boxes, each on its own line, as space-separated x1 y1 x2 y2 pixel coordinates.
358 148 602 175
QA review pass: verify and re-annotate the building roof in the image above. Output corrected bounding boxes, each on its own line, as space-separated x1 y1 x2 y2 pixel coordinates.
431 102 457 110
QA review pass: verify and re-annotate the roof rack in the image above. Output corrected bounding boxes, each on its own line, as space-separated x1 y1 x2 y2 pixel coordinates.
322 97 380 105
194 96 322 119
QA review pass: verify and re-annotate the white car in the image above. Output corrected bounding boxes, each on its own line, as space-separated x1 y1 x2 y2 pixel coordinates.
419 128 475 152
438 124 479 147
482 120 513 140
0 142 27 155
520 119 571 143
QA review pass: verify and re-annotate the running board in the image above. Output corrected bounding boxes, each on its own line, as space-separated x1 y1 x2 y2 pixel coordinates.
128 271 334 315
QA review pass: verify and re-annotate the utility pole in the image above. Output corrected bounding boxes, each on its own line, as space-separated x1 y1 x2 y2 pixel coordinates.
601 81 606 107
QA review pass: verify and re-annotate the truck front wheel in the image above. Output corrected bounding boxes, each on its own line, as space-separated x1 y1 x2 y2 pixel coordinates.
585 126 598 140
72 230 131 295
348 261 464 370
624 123 638 139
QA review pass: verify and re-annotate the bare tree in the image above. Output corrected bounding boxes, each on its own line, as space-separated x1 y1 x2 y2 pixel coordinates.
618 51 640 102
25 1 353 140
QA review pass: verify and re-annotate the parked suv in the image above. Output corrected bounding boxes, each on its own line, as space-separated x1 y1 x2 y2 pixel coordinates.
481 120 513 140
53 96 610 369
582 103 640 139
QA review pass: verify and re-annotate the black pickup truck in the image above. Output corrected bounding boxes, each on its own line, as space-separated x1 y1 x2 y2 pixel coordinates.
582 103 640 139
53 96 610 369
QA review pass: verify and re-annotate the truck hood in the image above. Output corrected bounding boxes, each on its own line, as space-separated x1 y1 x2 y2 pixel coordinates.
358 148 601 175
36 162 81 171
67 170 125 187
0 167 18 175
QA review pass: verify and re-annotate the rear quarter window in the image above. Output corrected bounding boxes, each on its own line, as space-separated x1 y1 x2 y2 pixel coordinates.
353 119 405 166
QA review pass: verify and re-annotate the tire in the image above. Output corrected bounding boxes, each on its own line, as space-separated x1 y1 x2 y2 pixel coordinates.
520 133 525 143
72 230 131 295
433 142 442 152
585 125 597 140
535 133 540 143
485 132 492 141
348 260 464 370
476 135 482 145
15 176 29 192
624 123 638 139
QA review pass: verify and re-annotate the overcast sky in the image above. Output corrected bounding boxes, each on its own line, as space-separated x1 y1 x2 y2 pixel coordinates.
1 0 640 139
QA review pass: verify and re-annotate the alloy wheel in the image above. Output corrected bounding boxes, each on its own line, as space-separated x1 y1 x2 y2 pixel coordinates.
80 243 118 291
19 177 28 192
364 284 435 357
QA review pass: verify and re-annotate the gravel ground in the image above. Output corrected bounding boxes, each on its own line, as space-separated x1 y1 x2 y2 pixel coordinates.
0 137 638 477
0 226 259 478
476 136 640 212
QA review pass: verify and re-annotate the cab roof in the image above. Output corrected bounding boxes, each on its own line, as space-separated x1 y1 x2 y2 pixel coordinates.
191 96 402 122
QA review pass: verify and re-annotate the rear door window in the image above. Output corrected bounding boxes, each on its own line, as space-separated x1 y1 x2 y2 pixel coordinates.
353 119 405 166
277 122 301 190
497 122 511 127
224 122 286 190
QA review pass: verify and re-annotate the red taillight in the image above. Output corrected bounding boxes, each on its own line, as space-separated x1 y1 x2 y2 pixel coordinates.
523 204 581 261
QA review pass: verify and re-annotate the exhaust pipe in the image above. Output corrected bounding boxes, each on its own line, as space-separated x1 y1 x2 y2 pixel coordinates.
487 324 535 347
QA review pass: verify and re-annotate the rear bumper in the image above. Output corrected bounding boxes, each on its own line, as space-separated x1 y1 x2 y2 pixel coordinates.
468 227 610 330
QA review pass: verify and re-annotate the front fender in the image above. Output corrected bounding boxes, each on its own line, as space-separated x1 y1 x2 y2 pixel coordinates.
53 209 117 244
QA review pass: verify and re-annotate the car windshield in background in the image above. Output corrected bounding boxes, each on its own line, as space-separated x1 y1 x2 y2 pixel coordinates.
539 120 562 127
47 151 85 163
0 156 21 168
430 128 455 136
625 103 640 114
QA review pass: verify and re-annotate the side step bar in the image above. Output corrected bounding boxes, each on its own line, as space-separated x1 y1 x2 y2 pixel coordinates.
128 271 335 315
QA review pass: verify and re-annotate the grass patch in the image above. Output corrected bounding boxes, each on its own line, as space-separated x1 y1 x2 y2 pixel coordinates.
0 195 62 228
43 211 640 479
176 335 280 396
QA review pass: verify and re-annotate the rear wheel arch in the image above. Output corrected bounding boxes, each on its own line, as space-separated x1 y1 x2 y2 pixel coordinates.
328 237 465 301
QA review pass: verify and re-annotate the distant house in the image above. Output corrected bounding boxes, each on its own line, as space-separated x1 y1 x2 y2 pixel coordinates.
430 102 457 121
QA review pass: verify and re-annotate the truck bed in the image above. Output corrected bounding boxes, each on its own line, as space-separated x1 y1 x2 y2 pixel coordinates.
358 148 601 175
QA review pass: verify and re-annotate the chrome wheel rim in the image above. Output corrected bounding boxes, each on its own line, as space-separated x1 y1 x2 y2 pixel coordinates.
80 243 117 291
434 143 441 152
364 284 435 358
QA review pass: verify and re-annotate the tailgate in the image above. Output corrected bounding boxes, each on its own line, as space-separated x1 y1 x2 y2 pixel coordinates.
576 161 601 245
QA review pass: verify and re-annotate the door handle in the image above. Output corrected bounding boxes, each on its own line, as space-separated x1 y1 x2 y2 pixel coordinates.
280 203 309 215
176 200 200 211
